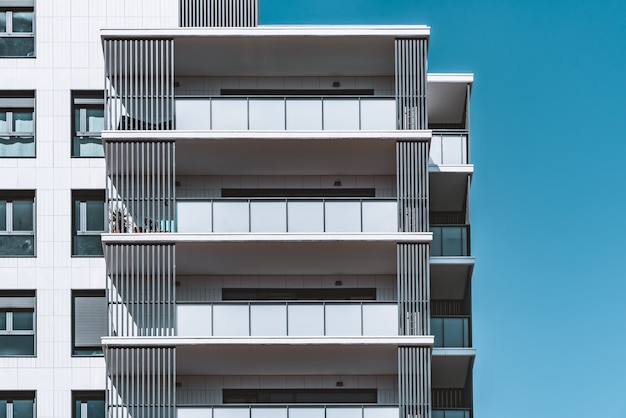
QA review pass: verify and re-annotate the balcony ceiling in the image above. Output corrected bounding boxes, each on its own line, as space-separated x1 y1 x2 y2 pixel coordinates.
428 81 468 126
431 260 474 300
432 349 475 388
430 172 470 213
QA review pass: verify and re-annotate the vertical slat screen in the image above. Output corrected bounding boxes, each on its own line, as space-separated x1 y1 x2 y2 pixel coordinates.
104 38 175 131
179 0 258 27
395 38 428 130
105 141 175 233
106 347 176 418
398 346 431 418
397 141 429 232
397 243 430 336
106 244 176 337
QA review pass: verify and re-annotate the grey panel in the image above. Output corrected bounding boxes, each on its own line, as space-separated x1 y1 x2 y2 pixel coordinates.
0 296 35 309
74 296 107 347
179 0 258 27
395 38 428 130
0 98 35 108
0 0 34 6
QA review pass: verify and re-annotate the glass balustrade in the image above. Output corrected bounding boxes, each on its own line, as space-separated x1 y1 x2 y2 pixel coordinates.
175 97 396 131
176 302 398 337
178 405 399 418
176 199 397 233
431 317 470 348
432 410 471 418
429 131 468 165
431 226 469 256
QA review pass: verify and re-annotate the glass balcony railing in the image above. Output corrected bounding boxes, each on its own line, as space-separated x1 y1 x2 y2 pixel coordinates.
175 96 396 131
178 405 399 418
431 225 470 256
431 317 470 348
177 302 398 337
432 410 471 418
430 131 469 165
176 199 398 233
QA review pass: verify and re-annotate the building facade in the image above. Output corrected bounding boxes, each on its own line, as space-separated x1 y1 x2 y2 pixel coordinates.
0 1 474 418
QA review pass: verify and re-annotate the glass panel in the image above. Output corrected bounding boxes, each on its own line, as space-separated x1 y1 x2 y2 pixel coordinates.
288 407 325 418
361 201 397 232
0 311 5 330
325 304 361 336
431 227 442 256
86 108 105 133
87 400 106 418
251 408 287 418
74 136 104 157
442 227 466 256
0 111 7 132
73 235 103 256
213 201 249 232
13 112 33 133
0 335 35 355
12 12 34 33
324 201 361 232
249 99 285 130
430 135 442 165
0 401 5 418
0 37 35 57
250 201 286 232
178 408 214 418
12 200 33 231
13 400 33 418
86 200 105 231
431 411 444 418
323 99 360 130
177 305 212 336
0 12 6 32
0 201 6 230
250 305 286 336
286 99 322 130
212 99 248 130
214 408 250 418
443 412 469 418
443 318 466 347
431 318 443 348
362 304 397 336
213 305 249 336
0 134 35 157
287 304 324 336
177 201 212 233
326 408 362 418
0 235 35 256
360 99 396 130
287 201 323 232
176 99 212 130
363 407 398 418
12 311 33 330
442 135 465 165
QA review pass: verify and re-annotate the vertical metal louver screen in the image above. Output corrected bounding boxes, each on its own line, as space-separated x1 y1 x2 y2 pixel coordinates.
106 347 176 418
395 38 428 130
105 141 175 233
104 38 175 131
399 346 431 418
106 244 176 337
179 0 258 27
74 296 107 347
397 141 429 232
397 243 430 335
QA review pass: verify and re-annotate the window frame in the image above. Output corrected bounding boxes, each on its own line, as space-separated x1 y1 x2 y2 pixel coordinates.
0 391 36 418
71 92 105 158
71 190 105 257
71 290 106 357
0 0 35 59
0 93 36 158
72 391 105 418
0 291 36 357
0 190 36 257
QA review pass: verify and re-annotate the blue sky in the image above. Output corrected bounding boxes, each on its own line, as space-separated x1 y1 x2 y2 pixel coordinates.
261 1 626 416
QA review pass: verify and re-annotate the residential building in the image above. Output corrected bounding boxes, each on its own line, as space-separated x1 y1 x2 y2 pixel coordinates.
0 1 474 418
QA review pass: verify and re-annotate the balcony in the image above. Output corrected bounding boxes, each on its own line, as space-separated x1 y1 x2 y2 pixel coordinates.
431 226 469 256
177 198 398 233
175 97 396 131
430 131 468 165
178 405 399 418
177 302 398 337
431 317 470 348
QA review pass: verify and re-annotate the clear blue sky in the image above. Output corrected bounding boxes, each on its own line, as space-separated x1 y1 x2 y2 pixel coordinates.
260 0 626 416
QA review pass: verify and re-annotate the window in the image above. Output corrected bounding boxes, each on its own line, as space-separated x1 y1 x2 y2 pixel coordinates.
0 191 35 256
72 190 105 256
72 291 106 356
0 291 35 356
0 92 35 157
223 389 377 404
72 392 105 418
72 92 104 157
0 1 35 58
0 392 35 418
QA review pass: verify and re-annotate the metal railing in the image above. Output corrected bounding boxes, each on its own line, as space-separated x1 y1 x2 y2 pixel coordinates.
431 225 470 256
176 198 398 233
178 405 399 418
175 96 396 131
430 130 469 165
176 301 398 337
431 317 470 348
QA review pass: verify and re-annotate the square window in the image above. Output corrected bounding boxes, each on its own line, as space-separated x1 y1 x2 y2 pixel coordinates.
0 92 35 157
0 191 35 256
72 92 104 157
72 190 105 257
0 2 35 58
72 291 106 356
0 392 35 418
0 291 35 356
73 392 105 418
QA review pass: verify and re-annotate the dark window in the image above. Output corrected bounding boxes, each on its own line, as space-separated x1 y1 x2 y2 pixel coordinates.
72 392 105 418
72 92 104 157
222 288 376 301
72 190 105 256
72 291 106 356
0 190 35 256
224 389 377 404
0 291 35 356
0 392 35 418
0 3 35 58
0 92 35 157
